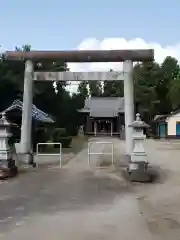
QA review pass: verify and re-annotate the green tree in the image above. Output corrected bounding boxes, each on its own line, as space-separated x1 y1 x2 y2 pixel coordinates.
103 81 123 97
103 69 123 97
157 56 180 113
34 59 69 128
133 61 161 122
77 80 88 98
169 73 180 110
88 80 102 97
15 44 31 52
0 56 19 110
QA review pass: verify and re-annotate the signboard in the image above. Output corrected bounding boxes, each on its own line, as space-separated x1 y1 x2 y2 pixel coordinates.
33 71 125 81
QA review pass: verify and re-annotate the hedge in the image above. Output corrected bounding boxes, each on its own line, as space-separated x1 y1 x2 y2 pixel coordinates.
59 136 72 148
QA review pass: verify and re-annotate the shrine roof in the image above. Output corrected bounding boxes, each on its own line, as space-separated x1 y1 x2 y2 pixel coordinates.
78 97 124 117
1 100 54 123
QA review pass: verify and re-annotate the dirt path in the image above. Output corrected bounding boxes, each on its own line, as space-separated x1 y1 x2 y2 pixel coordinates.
1 138 180 239
66 137 114 169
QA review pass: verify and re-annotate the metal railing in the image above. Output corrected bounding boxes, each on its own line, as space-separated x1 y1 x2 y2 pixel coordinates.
88 141 114 166
36 142 62 168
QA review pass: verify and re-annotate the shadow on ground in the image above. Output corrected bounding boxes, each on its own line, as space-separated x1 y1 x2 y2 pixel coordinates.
0 167 131 233
112 153 170 185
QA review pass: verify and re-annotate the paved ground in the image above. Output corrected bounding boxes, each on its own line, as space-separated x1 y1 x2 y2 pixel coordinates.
1 138 180 239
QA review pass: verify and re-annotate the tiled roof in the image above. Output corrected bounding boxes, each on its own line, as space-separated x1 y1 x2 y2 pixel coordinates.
79 97 124 117
1 100 54 123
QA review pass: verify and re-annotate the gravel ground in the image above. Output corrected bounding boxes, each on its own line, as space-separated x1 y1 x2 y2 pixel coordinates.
1 137 180 239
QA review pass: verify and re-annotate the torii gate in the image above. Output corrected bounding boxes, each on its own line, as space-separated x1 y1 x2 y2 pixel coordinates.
5 49 154 158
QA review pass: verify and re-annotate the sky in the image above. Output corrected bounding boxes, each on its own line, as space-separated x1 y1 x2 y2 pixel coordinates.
1 0 180 73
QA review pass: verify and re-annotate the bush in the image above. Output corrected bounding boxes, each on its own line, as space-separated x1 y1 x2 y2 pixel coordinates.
52 128 67 142
42 140 61 153
44 140 54 153
9 125 20 146
33 126 51 150
66 125 78 136
49 128 72 148
59 136 72 148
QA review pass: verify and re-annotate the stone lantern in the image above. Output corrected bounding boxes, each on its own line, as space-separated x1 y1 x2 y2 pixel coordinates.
128 113 150 182
0 113 17 179
78 125 84 136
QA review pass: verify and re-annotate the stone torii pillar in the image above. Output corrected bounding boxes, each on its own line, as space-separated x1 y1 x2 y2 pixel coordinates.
123 60 134 155
20 60 34 155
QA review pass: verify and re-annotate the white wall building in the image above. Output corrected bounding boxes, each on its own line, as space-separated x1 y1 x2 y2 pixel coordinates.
166 111 180 137
155 111 180 138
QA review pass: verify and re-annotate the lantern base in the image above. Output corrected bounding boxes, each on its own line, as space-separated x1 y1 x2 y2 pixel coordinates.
128 161 151 182
0 159 18 179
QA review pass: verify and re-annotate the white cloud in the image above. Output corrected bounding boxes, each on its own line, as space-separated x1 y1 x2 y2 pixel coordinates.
68 37 180 72
67 37 180 92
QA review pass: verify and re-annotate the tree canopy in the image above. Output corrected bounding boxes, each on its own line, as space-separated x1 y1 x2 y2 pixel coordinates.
1 44 180 130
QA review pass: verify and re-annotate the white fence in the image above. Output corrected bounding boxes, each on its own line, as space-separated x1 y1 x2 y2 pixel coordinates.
36 142 62 168
88 141 114 166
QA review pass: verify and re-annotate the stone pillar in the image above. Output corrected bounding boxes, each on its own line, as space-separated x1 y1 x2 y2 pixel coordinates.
20 60 34 154
86 116 91 133
123 60 134 155
111 120 113 136
85 115 89 133
117 116 121 135
94 121 97 136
